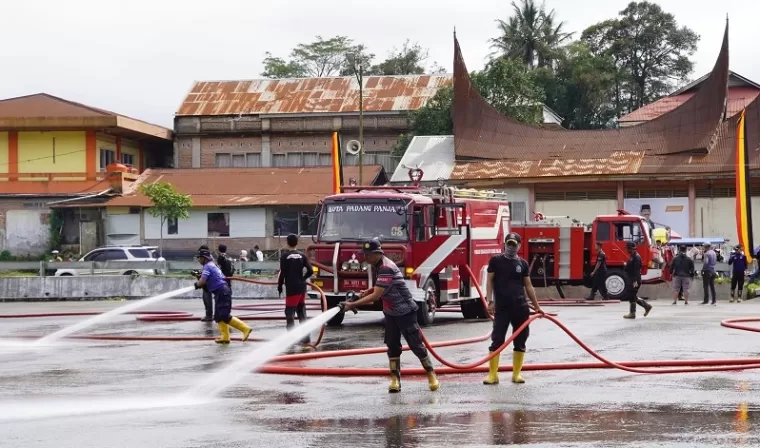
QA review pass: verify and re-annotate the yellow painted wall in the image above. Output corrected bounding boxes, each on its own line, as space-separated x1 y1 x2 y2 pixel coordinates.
0 132 8 174
106 207 131 215
18 131 86 173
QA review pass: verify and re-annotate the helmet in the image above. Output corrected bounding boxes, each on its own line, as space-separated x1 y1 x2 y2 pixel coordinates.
360 238 384 254
505 232 521 245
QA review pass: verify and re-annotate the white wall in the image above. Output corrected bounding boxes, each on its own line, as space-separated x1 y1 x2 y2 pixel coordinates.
5 210 50 255
694 197 760 245
144 207 266 239
535 200 618 225
105 214 140 246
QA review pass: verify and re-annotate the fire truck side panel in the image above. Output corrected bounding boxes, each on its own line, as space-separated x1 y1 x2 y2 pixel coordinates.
461 199 510 299
570 226 586 280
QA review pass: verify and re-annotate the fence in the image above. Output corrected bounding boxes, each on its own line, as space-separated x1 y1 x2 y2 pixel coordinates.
0 261 281 276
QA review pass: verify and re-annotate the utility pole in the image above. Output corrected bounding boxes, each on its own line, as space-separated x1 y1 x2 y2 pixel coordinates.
346 52 364 185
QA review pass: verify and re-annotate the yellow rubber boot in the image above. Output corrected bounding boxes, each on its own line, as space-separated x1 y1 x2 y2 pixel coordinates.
483 352 500 385
215 322 230 344
228 317 252 342
420 356 440 391
512 351 525 384
388 357 401 393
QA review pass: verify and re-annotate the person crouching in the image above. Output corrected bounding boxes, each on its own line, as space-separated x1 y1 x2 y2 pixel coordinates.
342 238 439 393
193 248 252 344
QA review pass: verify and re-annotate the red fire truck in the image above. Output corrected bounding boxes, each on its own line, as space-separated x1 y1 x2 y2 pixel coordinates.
305 169 509 326
510 210 661 300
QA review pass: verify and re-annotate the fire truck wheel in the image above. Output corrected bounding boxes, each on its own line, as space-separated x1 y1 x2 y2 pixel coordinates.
604 270 630 300
417 279 438 327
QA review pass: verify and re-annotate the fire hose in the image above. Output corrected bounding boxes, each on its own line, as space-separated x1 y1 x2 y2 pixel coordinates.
1 265 760 377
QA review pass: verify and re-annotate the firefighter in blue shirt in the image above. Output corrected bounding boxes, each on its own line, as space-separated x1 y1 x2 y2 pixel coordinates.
193 248 252 343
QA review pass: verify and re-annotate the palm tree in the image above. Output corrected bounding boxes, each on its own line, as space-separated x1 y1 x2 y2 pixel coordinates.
489 0 573 69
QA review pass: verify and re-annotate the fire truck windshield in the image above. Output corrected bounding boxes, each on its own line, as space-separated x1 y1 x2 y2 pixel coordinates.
318 201 409 242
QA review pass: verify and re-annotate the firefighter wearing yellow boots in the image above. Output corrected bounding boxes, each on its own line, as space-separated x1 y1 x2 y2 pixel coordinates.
483 232 544 385
343 238 440 393
193 248 252 344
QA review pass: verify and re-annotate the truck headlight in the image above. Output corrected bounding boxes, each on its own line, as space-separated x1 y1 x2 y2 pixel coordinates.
361 262 369 271
341 262 349 270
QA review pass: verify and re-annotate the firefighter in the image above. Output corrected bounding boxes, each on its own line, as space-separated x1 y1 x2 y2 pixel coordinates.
669 244 695 305
193 247 252 343
728 245 748 303
585 241 609 300
197 244 214 322
483 232 545 386
623 242 653 319
277 233 314 349
342 238 440 393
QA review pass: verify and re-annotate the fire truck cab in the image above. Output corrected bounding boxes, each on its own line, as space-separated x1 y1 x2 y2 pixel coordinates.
306 170 509 327
510 210 658 300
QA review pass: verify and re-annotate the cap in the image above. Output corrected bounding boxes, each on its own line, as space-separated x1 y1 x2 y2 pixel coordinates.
197 248 213 260
626 241 636 249
505 232 521 245
361 238 384 254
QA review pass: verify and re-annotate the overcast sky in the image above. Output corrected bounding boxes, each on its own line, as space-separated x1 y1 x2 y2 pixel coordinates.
2 0 758 128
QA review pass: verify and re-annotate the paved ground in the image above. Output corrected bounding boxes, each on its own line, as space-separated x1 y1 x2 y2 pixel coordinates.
0 296 757 448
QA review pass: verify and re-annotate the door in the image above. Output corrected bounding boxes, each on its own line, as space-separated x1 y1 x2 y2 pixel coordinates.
606 220 645 266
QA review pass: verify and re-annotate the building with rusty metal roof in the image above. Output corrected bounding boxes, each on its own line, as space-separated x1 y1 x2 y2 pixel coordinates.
173 74 453 178
51 165 387 255
446 21 760 245
0 93 173 256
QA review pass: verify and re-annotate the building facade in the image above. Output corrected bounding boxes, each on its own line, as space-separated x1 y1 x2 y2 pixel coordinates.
0 93 173 256
53 165 388 257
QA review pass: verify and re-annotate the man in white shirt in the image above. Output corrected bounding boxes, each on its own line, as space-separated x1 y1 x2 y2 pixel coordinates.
254 246 264 262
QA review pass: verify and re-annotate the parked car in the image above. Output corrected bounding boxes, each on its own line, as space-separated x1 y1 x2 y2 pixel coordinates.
54 245 164 277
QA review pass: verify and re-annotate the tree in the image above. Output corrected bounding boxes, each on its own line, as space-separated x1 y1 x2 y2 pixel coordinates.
368 40 429 75
533 42 619 129
489 0 573 68
581 1 699 113
261 35 373 78
394 58 544 156
139 182 193 258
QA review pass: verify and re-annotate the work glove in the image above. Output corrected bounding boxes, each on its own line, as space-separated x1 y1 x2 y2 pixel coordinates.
277 285 283 295
194 281 201 290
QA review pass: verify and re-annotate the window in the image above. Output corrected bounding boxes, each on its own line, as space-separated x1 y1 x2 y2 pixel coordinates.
100 148 116 170
614 222 643 243
121 153 135 166
510 201 527 222
83 250 104 261
102 250 128 261
246 153 262 167
273 210 317 236
232 154 246 167
208 212 230 237
127 248 151 258
167 217 178 235
318 202 408 242
595 222 611 241
215 153 231 168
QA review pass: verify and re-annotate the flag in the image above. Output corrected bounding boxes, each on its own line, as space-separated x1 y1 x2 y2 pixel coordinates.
735 109 754 262
331 131 344 194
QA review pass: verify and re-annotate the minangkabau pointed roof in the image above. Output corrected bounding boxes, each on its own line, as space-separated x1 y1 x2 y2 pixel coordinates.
449 22 758 180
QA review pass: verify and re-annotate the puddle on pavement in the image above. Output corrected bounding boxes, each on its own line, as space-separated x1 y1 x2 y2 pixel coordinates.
260 406 757 446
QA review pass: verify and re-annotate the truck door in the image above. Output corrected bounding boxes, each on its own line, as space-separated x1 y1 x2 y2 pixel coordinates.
606 219 646 265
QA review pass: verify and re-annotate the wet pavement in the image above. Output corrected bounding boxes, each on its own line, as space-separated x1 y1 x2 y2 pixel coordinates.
0 297 757 447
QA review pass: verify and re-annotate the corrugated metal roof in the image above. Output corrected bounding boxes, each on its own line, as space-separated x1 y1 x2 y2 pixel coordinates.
452 24 731 162
176 75 452 116
390 136 455 183
619 87 759 123
102 165 386 208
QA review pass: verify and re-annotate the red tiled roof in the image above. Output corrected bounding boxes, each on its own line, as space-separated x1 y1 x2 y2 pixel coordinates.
176 75 452 116
619 87 760 123
102 165 386 207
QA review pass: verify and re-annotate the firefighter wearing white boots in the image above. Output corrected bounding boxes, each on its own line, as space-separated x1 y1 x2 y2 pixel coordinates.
483 232 545 385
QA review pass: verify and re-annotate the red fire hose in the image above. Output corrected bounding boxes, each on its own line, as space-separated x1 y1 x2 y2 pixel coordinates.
1 266 759 378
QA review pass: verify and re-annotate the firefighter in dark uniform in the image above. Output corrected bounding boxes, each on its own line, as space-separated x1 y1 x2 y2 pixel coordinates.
193 248 252 343
483 232 545 385
623 241 653 319
277 233 314 349
343 238 440 393
586 241 609 300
